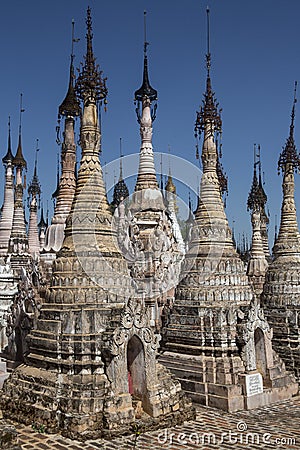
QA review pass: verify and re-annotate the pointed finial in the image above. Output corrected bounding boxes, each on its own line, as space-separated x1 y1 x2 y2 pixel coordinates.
247 143 267 212
2 116 14 165
134 10 158 121
58 19 81 117
119 137 123 180
38 203 47 230
274 214 278 242
194 7 222 141
206 6 211 74
144 10 149 56
75 7 108 102
278 81 300 174
19 93 25 136
52 152 60 199
34 138 39 174
168 144 171 175
13 94 27 168
28 138 41 203
160 153 163 191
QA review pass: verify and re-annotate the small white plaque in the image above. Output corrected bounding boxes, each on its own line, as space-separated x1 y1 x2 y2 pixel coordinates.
245 373 263 396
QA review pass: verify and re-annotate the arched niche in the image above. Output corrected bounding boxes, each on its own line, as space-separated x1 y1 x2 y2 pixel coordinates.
127 334 146 405
254 327 267 379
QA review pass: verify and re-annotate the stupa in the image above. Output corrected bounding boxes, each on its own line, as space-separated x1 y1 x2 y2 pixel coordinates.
27 142 41 259
0 8 190 437
0 119 15 258
159 8 298 412
115 12 184 328
8 97 31 272
246 145 268 294
262 83 300 380
42 20 80 264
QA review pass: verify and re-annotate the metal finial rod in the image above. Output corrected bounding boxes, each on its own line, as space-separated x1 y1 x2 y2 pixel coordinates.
253 143 256 167
71 19 75 60
119 137 123 179
8 116 11 133
35 138 39 171
168 144 171 174
206 7 210 56
258 144 262 180
290 80 298 130
19 93 24 135
206 6 211 72
71 19 80 63
119 137 123 158
144 10 149 55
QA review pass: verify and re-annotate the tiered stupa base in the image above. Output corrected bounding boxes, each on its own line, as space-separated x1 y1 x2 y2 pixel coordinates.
160 254 298 412
0 347 193 439
262 259 300 381
159 351 298 412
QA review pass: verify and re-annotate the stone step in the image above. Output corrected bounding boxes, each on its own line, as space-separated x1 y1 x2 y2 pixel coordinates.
0 358 6 373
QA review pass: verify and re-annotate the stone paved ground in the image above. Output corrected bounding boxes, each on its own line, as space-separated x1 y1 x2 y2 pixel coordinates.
11 396 300 449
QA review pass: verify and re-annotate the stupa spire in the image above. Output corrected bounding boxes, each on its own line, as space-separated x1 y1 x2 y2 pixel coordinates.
38 204 47 250
193 7 232 253
160 8 297 412
273 81 300 258
262 83 300 381
134 10 159 192
27 140 41 259
112 137 129 208
0 117 15 256
75 6 107 104
257 145 270 259
194 7 227 198
43 20 81 256
8 95 31 270
247 145 268 293
164 161 185 254
13 94 26 169
58 20 81 119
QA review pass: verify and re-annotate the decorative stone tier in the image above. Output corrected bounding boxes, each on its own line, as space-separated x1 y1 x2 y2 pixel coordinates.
0 298 193 438
262 260 300 380
0 260 18 353
160 300 298 411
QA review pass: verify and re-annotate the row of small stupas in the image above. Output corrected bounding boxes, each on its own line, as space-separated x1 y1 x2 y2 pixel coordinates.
0 6 299 439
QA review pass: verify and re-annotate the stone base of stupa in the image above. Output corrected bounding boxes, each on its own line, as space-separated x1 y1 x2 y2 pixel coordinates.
262 261 300 381
264 305 300 381
0 361 194 440
159 351 298 412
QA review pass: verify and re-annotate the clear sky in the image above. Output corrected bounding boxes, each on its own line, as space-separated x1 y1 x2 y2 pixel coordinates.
0 0 300 249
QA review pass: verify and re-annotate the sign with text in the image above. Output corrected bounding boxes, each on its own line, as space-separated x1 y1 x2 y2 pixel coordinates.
245 373 263 396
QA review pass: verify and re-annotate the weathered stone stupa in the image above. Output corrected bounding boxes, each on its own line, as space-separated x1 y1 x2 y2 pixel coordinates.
111 138 129 209
0 119 15 258
165 168 185 255
159 9 298 412
115 13 185 334
246 146 269 294
8 98 31 271
42 21 80 263
27 143 41 259
0 8 190 437
262 83 300 380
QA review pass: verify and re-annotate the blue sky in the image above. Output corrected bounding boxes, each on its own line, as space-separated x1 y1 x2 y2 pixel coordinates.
0 0 300 249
